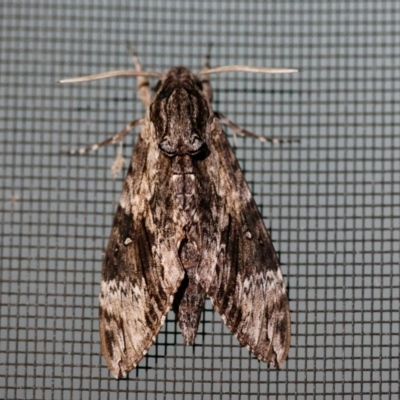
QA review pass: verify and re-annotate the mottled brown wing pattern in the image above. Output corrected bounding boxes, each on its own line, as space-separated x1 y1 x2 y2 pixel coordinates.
196 118 291 367
99 130 184 378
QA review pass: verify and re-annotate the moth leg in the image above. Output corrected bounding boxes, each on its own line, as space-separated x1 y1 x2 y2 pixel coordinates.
61 118 144 155
128 48 152 107
215 111 299 144
200 46 213 103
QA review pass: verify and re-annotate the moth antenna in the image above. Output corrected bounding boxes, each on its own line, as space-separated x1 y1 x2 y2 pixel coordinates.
197 65 298 76
59 70 163 83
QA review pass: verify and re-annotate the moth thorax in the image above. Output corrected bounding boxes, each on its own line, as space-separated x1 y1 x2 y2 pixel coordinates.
171 155 194 174
170 156 197 221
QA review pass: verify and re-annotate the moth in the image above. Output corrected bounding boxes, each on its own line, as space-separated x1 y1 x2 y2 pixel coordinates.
61 52 296 379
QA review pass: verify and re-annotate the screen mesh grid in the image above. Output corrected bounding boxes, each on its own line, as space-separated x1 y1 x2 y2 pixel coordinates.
0 1 399 399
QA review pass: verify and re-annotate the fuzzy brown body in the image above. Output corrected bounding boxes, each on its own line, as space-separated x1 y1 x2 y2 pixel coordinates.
98 66 291 379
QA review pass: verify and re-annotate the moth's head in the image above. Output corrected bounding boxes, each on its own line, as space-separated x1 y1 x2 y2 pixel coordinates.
153 67 203 96
59 62 297 158
150 68 210 157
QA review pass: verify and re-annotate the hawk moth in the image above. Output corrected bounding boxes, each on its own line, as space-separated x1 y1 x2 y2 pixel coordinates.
61 53 296 379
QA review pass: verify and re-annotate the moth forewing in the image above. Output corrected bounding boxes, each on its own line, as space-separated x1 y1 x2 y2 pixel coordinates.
62 57 294 378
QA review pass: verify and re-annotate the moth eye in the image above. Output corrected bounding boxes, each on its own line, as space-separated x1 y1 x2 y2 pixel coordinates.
158 139 176 157
189 136 205 155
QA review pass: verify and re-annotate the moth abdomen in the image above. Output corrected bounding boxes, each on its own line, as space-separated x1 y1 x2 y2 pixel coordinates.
173 274 206 345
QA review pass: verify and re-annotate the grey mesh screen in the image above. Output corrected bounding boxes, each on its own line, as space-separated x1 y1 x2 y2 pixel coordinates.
1 1 399 399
